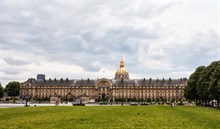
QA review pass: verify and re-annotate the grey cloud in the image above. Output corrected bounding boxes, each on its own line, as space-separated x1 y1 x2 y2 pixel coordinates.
3 57 32 66
3 70 22 75
1 1 218 85
169 30 218 68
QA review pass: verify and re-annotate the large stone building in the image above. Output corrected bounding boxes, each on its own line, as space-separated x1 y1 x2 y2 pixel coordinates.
20 58 187 102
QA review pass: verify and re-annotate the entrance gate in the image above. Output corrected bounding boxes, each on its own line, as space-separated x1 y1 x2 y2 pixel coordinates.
96 78 112 101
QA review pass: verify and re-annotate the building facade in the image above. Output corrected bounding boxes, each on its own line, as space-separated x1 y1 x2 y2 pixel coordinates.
20 58 187 102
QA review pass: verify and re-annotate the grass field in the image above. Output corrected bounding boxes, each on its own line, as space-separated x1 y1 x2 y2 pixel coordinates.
0 106 219 129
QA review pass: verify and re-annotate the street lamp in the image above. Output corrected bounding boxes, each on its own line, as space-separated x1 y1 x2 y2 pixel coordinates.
121 82 124 106
25 95 29 107
13 89 16 104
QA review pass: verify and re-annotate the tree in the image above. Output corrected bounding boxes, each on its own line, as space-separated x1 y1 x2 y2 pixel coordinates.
209 61 220 107
185 60 220 107
0 84 4 98
184 66 204 102
196 66 209 105
5 81 20 97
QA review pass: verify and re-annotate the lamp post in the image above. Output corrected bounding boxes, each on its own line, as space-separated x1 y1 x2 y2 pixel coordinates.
13 89 16 104
25 95 29 107
80 84 82 103
121 83 124 106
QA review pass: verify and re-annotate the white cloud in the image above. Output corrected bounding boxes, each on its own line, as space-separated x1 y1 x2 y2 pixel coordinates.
0 0 219 86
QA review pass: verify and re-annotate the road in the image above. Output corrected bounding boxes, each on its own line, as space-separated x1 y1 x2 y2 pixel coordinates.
0 103 132 108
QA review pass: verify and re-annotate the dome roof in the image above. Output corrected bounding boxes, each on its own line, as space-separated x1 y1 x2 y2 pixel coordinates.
115 57 129 79
116 67 129 75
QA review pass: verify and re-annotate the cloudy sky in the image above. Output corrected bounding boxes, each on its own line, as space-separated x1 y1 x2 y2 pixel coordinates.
0 0 219 86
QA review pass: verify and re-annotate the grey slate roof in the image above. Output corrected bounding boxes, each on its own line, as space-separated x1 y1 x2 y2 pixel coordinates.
75 79 96 86
23 78 187 87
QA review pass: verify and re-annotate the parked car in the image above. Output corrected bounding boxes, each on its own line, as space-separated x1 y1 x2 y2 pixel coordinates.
99 101 108 105
140 102 150 106
72 101 85 106
130 102 138 106
16 101 25 104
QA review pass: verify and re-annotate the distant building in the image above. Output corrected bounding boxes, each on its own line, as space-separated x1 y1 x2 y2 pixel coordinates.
37 74 45 81
20 58 187 102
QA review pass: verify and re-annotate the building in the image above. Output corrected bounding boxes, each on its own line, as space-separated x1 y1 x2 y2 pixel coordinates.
37 74 46 81
20 58 187 102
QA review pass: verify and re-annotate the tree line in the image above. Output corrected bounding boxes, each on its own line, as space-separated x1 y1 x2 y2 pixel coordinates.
0 81 20 98
184 60 220 107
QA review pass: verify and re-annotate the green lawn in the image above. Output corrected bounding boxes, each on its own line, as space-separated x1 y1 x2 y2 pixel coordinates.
0 106 219 129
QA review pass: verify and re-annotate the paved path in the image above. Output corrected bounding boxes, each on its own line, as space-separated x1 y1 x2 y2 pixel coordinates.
0 103 132 108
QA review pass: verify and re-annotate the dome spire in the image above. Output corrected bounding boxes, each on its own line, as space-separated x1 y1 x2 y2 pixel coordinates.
115 57 129 79
120 56 124 68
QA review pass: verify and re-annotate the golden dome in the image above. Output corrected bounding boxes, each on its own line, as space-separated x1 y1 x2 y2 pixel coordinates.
115 57 129 79
116 67 129 75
